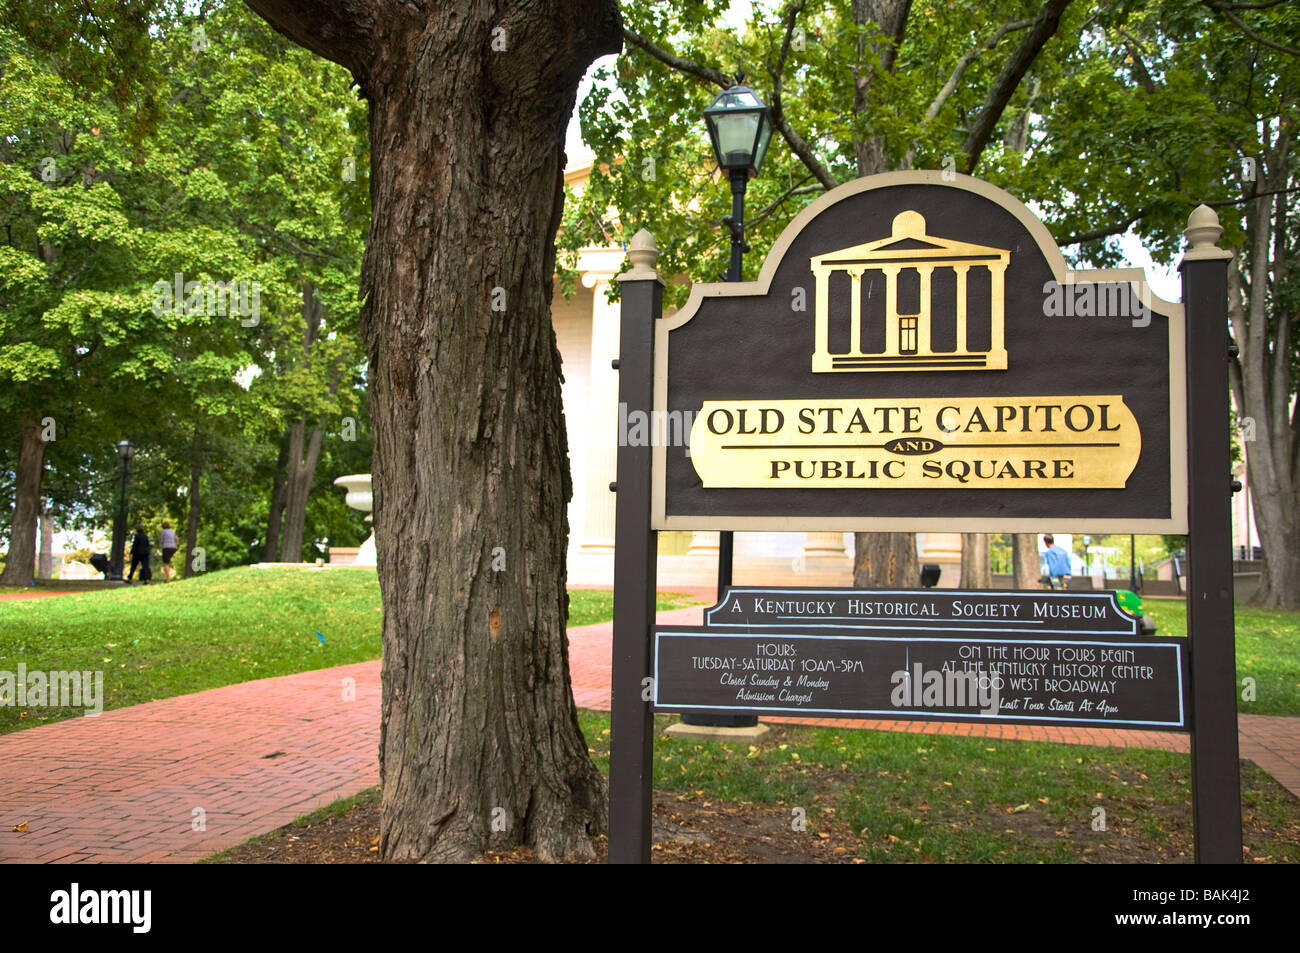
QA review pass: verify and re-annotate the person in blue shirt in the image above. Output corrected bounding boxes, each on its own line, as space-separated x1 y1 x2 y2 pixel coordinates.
1042 534 1072 589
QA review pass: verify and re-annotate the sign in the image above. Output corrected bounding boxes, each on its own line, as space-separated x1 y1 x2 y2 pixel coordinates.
651 172 1187 533
609 175 1242 864
653 588 1189 730
688 395 1142 489
703 586 1140 634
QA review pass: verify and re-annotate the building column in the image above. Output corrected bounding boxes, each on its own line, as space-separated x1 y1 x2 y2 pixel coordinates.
882 263 901 355
687 532 721 555
580 269 622 552
848 266 865 356
812 264 830 370
802 531 851 573
917 264 932 355
953 263 970 353
989 261 1009 366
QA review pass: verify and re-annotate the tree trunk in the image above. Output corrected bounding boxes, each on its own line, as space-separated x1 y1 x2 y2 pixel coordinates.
279 418 323 562
278 285 328 563
38 499 53 579
959 533 991 588
184 455 201 579
1012 533 1041 589
843 0 1060 590
263 433 289 562
850 1 922 588
0 420 46 586
854 532 920 587
245 0 621 863
1227 152 1298 608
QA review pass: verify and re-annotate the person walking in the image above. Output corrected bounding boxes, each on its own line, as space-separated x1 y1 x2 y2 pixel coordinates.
159 521 178 582
1042 534 1072 590
126 522 152 584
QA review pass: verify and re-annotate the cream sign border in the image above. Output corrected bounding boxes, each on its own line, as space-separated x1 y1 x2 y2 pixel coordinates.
651 171 1189 534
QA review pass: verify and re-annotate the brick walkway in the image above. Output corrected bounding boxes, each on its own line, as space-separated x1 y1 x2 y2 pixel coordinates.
1 602 1296 863
0 661 380 863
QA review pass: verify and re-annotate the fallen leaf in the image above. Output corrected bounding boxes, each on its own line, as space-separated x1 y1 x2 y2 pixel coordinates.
12 823 27 833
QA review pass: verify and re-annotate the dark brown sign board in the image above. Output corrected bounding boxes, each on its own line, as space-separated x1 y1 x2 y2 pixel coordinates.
653 588 1189 730
608 172 1240 865
651 174 1187 534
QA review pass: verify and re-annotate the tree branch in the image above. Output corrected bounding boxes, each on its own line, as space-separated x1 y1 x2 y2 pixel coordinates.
925 17 1034 122
621 27 731 88
1214 0 1290 8
242 0 382 81
749 176 819 229
1207 185 1300 207
962 0 1075 173
1054 211 1143 247
619 17 837 189
768 0 807 100
765 1 838 190
1118 29 1157 93
1205 1 1300 57
770 107 839 189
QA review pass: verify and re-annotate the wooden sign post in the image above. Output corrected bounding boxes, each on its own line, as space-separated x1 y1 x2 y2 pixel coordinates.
608 173 1241 864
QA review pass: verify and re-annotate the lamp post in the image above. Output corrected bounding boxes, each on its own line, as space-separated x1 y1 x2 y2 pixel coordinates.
703 79 773 599
689 79 773 731
109 439 135 579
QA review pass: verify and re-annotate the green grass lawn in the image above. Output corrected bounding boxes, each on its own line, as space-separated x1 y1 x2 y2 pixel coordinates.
1142 598 1300 716
578 711 1298 863
0 566 702 735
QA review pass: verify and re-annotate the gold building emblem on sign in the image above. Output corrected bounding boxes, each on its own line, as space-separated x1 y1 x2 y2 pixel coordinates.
810 210 1009 372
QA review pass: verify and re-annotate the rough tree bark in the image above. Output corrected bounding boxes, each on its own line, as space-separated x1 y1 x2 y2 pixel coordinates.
848 0 1071 588
263 433 289 562
279 418 324 562
278 283 327 562
39 498 53 579
1228 136 1299 608
959 534 991 588
0 419 46 586
244 0 622 862
851 0 918 588
854 532 920 588
1011 533 1040 589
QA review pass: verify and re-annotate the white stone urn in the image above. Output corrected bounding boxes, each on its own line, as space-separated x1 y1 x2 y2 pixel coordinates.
333 473 377 567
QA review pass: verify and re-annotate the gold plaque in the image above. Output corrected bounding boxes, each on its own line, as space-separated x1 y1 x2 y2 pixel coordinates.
689 396 1140 489
811 210 1009 373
